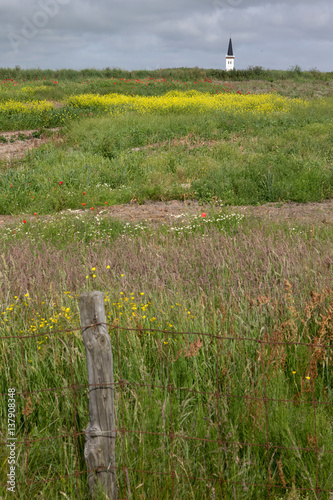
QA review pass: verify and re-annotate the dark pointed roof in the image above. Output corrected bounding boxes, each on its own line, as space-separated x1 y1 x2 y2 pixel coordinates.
227 38 233 56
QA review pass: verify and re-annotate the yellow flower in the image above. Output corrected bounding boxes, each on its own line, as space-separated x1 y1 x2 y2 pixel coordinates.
64 90 308 116
106 265 110 269
92 267 96 271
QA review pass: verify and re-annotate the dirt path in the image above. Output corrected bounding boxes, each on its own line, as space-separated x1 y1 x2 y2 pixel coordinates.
229 199 333 226
1 198 333 230
80 199 333 226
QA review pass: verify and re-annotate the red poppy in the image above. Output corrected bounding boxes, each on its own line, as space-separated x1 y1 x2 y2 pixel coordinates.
201 213 206 218
82 203 86 206
105 202 108 204
23 220 27 223
59 181 63 185
83 192 86 195
91 207 94 210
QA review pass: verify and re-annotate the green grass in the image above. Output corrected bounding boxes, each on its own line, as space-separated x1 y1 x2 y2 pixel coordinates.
0 70 332 498
1 95 333 214
1 64 333 83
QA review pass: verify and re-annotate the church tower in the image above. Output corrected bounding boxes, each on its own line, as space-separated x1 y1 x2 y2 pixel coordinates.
226 38 235 71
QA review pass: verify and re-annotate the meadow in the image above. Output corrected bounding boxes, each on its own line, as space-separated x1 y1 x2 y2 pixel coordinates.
0 67 333 499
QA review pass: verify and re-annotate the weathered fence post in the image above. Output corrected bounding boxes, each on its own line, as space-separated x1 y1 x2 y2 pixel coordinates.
79 291 117 499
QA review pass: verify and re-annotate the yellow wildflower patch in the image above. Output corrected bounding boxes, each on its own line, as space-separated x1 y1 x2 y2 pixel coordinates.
65 89 308 116
0 99 54 114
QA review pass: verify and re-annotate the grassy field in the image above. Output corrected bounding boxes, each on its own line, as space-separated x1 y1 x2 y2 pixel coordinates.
0 67 333 499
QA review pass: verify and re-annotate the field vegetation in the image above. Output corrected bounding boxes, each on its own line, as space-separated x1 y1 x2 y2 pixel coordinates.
0 67 333 499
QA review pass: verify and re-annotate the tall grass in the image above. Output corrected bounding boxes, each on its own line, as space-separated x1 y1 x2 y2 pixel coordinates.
0 219 333 498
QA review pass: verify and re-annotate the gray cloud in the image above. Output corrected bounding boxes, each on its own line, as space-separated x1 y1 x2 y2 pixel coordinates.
1 0 332 71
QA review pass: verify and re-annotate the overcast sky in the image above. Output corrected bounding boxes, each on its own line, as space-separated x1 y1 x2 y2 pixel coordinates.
1 0 332 72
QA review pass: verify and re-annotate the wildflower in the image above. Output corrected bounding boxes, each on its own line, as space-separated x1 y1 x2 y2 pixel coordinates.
106 265 110 269
305 376 311 380
83 192 86 195
82 203 86 206
292 371 296 374
59 181 63 185
91 207 94 210
34 212 37 215
201 213 206 217
92 267 96 271
23 220 27 223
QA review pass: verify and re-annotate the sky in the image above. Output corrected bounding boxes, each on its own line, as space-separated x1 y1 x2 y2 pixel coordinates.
1 0 333 72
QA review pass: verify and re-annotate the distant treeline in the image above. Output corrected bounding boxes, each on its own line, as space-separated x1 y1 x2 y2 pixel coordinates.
1 65 333 82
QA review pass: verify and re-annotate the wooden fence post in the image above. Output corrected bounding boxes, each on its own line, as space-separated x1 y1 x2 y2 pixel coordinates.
79 291 117 499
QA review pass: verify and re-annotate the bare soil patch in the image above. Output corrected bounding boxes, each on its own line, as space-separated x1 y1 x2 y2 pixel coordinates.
0 128 60 161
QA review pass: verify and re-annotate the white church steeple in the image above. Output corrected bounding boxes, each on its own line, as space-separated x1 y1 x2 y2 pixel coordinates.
226 38 235 71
